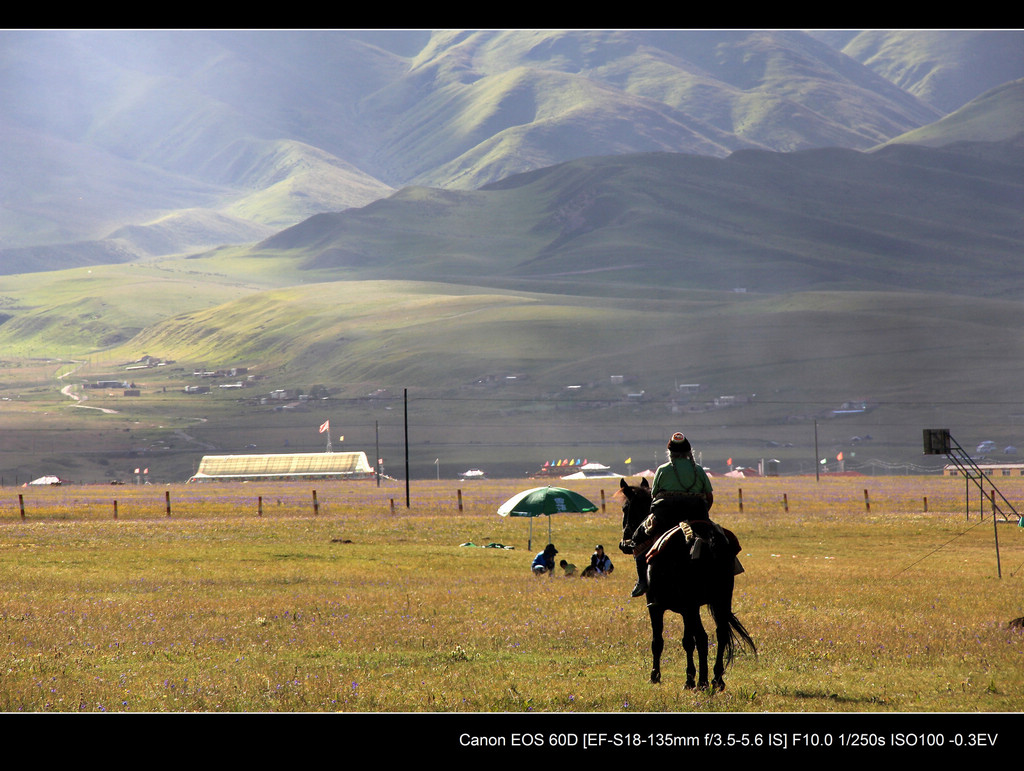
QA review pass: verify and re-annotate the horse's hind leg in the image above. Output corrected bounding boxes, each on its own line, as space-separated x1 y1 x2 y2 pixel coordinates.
710 605 732 690
649 607 665 684
712 625 727 690
684 610 709 689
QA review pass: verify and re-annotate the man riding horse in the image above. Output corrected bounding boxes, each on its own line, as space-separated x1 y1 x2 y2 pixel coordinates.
622 432 740 597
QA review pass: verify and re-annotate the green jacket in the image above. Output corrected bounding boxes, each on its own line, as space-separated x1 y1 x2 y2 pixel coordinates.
652 457 712 498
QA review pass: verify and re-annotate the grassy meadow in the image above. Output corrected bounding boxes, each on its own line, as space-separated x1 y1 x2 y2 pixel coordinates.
0 474 1022 714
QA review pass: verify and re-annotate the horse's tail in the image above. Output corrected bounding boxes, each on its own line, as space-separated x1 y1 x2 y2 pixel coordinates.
718 611 757 666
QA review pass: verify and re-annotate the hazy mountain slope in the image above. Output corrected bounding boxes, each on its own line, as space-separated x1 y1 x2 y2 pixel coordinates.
882 79 1024 147
384 67 742 190
824 29 1024 113
0 30 404 253
5 137 1020 359
248 138 1024 299
0 210 275 276
204 139 394 228
0 119 235 251
376 29 943 188
0 28 966 261
44 30 406 177
0 136 391 273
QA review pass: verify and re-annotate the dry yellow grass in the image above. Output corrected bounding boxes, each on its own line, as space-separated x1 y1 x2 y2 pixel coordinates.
0 475 1021 714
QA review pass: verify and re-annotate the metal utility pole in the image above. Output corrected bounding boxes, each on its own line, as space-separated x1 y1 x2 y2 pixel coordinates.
404 388 410 508
814 420 820 482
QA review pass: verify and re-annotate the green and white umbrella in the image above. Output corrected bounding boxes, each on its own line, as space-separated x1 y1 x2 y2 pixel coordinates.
497 486 598 549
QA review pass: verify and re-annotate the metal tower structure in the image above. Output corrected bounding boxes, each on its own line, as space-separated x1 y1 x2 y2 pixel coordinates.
924 429 1020 523
924 429 1021 578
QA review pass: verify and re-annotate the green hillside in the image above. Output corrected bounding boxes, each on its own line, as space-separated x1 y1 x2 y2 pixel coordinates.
4 278 1023 483
882 79 1024 148
249 140 1024 299
9 137 1018 360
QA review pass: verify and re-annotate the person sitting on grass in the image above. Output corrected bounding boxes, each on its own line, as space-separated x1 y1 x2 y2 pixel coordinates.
532 543 558 575
583 544 614 576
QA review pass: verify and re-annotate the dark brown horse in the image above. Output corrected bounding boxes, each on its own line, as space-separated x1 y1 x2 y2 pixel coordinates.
618 478 755 688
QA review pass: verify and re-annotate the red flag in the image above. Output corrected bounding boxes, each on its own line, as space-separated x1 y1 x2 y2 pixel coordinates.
318 420 330 434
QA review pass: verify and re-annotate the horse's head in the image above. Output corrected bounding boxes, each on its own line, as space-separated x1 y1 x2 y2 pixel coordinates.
619 477 651 542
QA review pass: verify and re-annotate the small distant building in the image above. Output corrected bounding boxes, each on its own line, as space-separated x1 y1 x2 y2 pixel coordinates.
944 463 1024 478
188 452 374 482
831 400 873 417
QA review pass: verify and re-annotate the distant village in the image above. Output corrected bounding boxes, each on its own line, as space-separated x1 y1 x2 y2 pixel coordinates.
63 355 974 484
96 356 881 425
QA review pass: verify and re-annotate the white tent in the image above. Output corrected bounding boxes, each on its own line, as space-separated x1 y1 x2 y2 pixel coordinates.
562 461 618 479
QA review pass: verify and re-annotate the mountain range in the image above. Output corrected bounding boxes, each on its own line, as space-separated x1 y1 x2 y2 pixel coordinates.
0 29 1022 482
2 29 1021 264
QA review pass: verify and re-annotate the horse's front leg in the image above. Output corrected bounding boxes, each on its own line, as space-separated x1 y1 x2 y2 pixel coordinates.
682 620 696 689
649 606 664 684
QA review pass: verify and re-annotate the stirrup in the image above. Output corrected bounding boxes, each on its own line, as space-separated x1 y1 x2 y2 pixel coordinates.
631 581 647 597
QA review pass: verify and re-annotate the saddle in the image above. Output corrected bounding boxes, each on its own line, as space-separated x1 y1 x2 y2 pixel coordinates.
646 520 744 575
